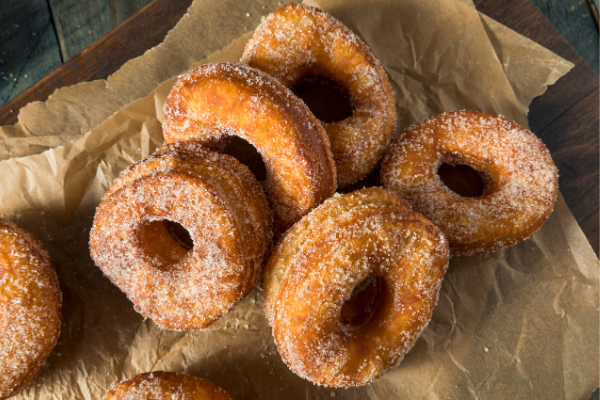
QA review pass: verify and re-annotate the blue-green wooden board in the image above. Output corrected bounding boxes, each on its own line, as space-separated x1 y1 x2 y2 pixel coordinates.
0 0 153 107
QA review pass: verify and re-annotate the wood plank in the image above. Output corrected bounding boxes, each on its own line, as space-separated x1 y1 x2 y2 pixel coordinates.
0 0 62 106
537 88 600 255
48 0 154 61
530 0 599 73
0 0 193 126
528 61 597 133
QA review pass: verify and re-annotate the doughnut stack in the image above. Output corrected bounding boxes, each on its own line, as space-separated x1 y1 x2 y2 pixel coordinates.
90 141 274 330
88 2 558 391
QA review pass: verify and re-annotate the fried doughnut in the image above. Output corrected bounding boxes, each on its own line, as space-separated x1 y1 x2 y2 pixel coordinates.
103 371 232 400
263 188 449 387
89 141 272 330
381 110 559 255
162 62 336 233
0 220 61 399
241 3 397 187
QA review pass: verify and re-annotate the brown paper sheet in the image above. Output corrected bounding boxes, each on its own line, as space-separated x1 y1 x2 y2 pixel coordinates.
478 14 574 116
0 0 595 399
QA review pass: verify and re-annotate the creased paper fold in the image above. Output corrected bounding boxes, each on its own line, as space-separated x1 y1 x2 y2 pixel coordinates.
0 0 594 399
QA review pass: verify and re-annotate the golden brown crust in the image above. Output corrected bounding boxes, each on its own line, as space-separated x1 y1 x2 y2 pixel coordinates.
381 110 559 255
103 371 232 400
242 3 397 187
263 188 449 387
162 62 336 233
0 220 62 399
90 142 272 330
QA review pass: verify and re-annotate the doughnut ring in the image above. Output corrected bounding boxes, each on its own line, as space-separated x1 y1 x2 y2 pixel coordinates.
242 3 397 187
90 141 272 330
263 188 449 387
0 219 61 399
103 371 232 400
381 110 559 255
162 62 336 233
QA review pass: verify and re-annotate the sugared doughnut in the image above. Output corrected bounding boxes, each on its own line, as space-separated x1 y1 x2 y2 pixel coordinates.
0 220 61 399
381 110 559 255
103 371 232 400
89 141 272 330
263 188 449 387
162 62 336 233
241 3 397 187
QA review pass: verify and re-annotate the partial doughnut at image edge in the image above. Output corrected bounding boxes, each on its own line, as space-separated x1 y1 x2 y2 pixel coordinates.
0 219 62 399
102 371 232 400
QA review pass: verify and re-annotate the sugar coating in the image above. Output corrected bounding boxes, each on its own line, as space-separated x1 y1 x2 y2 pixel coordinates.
89 142 272 331
381 110 559 255
263 188 449 387
242 3 397 187
102 371 232 400
162 62 336 234
0 220 61 398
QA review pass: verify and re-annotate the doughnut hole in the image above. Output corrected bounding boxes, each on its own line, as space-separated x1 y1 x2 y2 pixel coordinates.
339 275 388 335
224 136 267 182
137 219 193 268
437 162 492 198
167 221 194 249
292 77 353 123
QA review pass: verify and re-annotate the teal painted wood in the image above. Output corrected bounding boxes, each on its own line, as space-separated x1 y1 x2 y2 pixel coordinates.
48 0 153 60
531 0 599 74
0 0 154 108
0 0 62 106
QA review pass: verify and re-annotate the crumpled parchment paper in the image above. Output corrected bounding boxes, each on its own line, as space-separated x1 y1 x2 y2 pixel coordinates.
0 0 595 399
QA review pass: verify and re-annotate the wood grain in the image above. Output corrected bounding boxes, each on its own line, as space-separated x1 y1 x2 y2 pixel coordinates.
530 0 599 73
538 88 599 251
0 0 62 106
48 0 153 60
0 0 193 126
